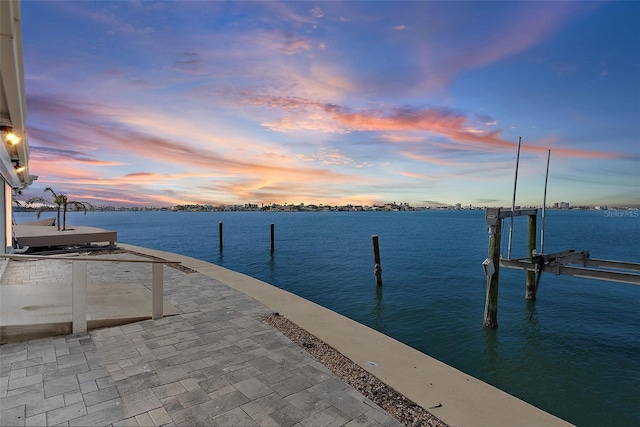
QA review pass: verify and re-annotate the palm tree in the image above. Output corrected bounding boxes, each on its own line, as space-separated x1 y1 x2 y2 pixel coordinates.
27 187 93 231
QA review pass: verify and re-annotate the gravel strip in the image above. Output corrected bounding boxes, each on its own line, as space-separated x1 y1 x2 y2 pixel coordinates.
262 312 448 427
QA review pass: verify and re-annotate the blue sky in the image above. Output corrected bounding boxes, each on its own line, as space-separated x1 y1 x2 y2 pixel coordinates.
18 1 640 207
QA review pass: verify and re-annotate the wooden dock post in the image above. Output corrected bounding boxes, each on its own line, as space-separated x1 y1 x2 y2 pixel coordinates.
484 209 501 328
219 221 223 251
372 235 383 286
270 223 275 252
526 214 537 300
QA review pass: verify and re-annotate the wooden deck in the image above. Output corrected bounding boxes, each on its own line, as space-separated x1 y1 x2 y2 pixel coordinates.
14 225 117 248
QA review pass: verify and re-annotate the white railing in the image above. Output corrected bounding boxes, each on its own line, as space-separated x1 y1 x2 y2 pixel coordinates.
0 253 167 333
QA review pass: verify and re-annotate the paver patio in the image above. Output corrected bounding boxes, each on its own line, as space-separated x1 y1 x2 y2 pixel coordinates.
0 254 401 426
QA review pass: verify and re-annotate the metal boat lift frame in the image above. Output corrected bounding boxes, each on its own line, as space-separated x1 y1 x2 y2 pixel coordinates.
483 207 640 328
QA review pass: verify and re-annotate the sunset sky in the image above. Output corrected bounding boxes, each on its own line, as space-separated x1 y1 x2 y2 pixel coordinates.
18 1 640 208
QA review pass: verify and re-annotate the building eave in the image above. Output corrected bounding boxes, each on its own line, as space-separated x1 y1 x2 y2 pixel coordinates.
1 0 31 190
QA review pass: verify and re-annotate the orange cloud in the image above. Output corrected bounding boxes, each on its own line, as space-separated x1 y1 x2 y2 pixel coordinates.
399 171 437 181
26 92 387 206
400 151 457 166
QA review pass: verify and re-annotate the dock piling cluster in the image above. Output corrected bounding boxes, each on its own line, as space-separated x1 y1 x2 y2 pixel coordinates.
484 207 538 328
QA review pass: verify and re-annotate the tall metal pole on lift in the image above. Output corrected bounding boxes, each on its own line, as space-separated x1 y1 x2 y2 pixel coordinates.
507 136 522 260
540 149 551 254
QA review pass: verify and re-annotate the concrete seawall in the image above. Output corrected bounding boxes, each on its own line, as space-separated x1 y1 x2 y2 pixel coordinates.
121 243 573 427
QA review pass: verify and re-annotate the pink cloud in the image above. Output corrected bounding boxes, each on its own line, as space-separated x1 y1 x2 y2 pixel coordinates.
242 93 620 160
280 33 312 55
410 2 598 95
448 5 574 71
379 134 425 143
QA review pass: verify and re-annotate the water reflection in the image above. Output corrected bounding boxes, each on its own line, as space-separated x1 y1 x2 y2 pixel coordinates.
522 300 542 358
483 326 500 367
267 252 276 284
369 285 385 332
525 299 538 324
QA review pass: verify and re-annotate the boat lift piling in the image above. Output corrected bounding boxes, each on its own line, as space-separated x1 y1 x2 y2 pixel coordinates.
483 210 502 328
526 213 537 300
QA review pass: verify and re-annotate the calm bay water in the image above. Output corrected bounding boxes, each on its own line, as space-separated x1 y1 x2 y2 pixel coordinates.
16 209 640 426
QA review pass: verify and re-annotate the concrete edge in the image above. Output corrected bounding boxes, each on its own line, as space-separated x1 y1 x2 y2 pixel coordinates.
119 243 573 427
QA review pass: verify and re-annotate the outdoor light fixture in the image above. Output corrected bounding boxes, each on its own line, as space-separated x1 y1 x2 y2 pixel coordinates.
5 132 20 145
1 126 21 145
12 158 25 173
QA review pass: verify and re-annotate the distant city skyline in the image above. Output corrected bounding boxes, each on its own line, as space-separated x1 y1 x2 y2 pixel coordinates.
18 197 635 212
18 1 640 208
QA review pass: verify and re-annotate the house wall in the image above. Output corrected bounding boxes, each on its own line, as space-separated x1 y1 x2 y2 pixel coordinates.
1 180 8 253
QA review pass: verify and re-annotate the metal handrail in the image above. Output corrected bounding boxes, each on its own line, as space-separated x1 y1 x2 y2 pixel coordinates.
0 252 170 333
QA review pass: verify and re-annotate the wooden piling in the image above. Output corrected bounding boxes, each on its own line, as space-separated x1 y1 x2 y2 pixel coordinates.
526 214 537 300
372 235 383 286
219 221 223 251
270 223 275 252
484 210 501 328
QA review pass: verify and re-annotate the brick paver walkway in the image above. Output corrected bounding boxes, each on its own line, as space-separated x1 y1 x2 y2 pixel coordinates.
0 255 401 426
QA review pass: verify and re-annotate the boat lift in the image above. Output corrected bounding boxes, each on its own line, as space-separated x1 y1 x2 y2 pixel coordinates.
502 249 640 286
482 139 640 328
